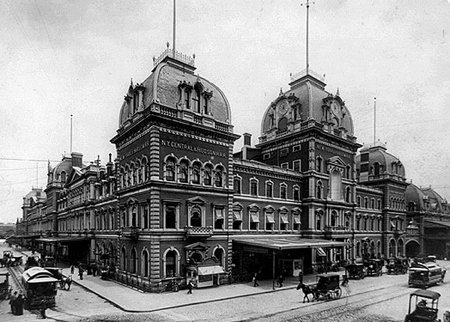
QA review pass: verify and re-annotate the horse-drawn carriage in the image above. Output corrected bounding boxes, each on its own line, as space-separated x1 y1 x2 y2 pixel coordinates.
404 289 440 322
345 263 366 279
297 274 342 302
364 259 384 277
0 251 22 267
387 257 409 275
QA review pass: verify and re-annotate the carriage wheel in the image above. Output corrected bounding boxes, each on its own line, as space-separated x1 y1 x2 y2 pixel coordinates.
336 287 342 299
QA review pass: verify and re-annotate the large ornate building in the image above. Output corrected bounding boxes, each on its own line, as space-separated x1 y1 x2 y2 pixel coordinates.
15 46 449 292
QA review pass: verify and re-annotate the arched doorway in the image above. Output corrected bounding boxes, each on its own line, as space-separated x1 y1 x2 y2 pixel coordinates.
405 240 420 258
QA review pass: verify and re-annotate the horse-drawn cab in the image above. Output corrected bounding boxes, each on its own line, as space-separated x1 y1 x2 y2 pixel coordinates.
387 257 409 275
365 259 384 277
1 251 13 267
346 262 366 279
314 274 342 301
25 255 40 270
404 289 440 322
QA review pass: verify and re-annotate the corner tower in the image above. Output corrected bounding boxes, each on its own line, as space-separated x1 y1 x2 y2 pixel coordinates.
111 47 239 291
257 70 361 242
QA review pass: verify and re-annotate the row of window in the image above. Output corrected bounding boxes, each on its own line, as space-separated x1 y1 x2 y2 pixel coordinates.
119 157 149 188
357 196 382 209
164 156 226 187
234 177 300 200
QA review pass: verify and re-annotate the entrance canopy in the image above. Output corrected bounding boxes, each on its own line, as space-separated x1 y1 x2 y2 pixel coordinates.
197 265 225 275
233 236 348 251
36 237 91 243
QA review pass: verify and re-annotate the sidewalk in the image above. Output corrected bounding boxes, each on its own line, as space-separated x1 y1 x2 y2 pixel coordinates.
16 247 345 313
59 268 345 313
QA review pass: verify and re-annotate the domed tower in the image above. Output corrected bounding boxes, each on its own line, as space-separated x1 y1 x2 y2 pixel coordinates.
110 46 239 290
256 70 361 239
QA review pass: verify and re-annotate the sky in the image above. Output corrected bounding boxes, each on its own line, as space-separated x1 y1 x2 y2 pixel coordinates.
0 0 449 223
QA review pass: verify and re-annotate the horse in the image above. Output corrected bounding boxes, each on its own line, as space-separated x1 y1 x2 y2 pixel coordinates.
297 283 317 303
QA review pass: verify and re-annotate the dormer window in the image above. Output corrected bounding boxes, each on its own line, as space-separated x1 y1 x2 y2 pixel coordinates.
60 171 66 183
185 88 191 109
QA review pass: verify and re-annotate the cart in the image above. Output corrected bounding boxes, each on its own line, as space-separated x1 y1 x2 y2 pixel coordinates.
387 257 408 275
404 289 440 322
365 259 383 277
313 274 342 301
346 263 366 279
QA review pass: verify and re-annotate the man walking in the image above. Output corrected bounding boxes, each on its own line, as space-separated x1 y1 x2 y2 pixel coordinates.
187 279 194 294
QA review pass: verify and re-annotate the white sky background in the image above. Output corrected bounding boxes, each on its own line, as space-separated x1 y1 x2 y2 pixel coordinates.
0 0 449 223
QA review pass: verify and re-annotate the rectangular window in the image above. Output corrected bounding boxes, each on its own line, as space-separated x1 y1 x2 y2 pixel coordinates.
165 204 177 229
280 148 289 157
250 211 259 230
265 213 274 230
263 153 271 160
293 160 301 172
281 162 289 169
214 208 224 230
293 145 301 152
233 209 242 230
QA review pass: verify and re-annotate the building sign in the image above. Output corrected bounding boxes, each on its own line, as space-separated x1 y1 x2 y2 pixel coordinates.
120 141 150 160
160 139 227 158
317 144 350 159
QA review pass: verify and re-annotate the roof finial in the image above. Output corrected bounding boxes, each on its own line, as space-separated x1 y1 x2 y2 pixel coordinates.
279 87 284 96
336 88 340 96
300 0 315 75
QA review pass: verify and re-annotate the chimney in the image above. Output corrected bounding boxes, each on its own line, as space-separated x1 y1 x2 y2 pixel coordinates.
243 133 252 146
106 153 113 176
71 152 83 168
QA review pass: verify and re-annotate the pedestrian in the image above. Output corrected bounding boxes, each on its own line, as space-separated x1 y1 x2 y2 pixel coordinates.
70 264 75 275
252 273 259 287
298 268 304 285
14 293 24 316
277 274 284 288
92 263 97 277
39 299 47 319
187 279 194 294
78 266 84 280
65 275 72 291
9 291 18 314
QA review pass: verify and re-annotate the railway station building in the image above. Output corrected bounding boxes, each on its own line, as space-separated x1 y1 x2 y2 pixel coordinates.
15 45 450 292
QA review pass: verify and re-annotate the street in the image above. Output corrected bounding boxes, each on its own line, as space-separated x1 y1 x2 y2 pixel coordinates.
1 241 449 321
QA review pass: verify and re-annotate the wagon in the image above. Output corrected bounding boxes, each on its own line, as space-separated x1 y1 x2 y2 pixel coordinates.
365 259 383 277
345 263 366 279
10 256 23 266
387 257 408 275
404 289 440 322
313 274 342 300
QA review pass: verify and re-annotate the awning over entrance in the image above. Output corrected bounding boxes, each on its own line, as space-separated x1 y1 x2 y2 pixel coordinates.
316 247 326 257
233 236 348 251
36 237 91 243
197 265 225 275
424 220 450 228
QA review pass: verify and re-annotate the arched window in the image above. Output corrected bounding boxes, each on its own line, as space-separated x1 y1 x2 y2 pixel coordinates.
357 196 361 207
131 248 137 274
204 164 213 185
214 247 224 267
364 197 368 208
125 165 131 186
398 239 404 257
142 250 149 277
60 171 66 183
345 187 351 203
293 186 300 201
233 177 241 194
136 161 142 184
192 162 201 184
316 181 323 199
178 160 189 183
250 179 258 196
141 158 148 182
374 162 380 176
165 158 176 181
316 213 322 230
389 239 396 257
131 206 137 227
191 206 202 227
331 211 337 227
316 157 323 172
371 198 375 209
214 166 224 187
280 184 287 199
346 165 351 179
266 181 273 198
165 250 177 277
131 163 136 185
356 242 361 257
